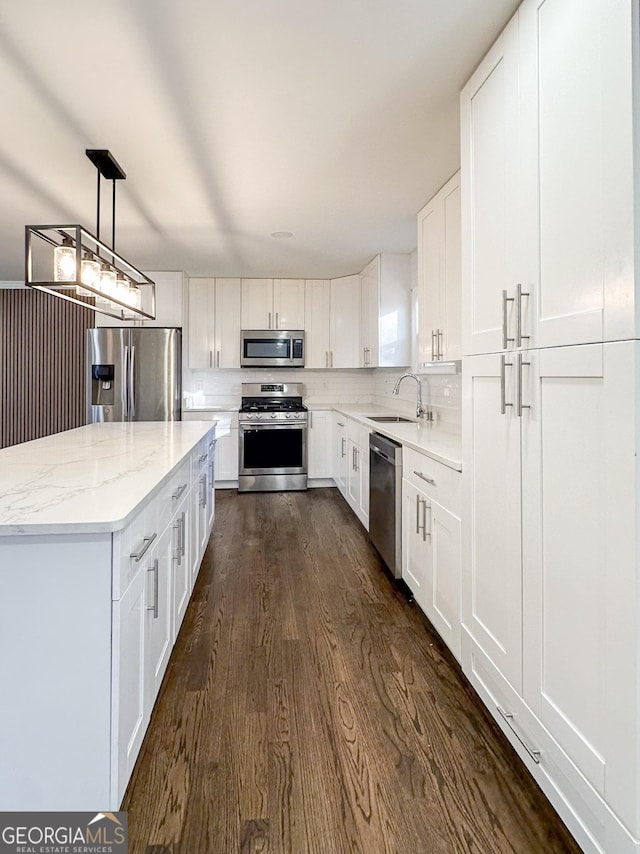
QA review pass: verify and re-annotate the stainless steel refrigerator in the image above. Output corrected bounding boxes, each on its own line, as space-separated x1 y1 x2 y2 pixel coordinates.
86 327 182 423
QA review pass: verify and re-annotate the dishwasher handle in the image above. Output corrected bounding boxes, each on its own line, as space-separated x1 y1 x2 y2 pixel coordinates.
370 445 395 464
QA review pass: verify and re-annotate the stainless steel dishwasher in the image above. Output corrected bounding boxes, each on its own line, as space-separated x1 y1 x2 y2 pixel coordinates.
369 432 402 578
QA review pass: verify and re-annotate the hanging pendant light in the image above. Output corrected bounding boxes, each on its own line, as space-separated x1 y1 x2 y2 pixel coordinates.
25 150 156 320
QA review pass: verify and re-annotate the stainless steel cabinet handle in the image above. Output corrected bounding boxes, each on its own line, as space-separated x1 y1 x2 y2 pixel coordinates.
337 421 345 427
147 559 159 618
216 350 220 368
414 470 436 486
431 330 437 361
355 448 359 472
131 533 157 562
209 350 213 368
438 329 443 360
424 501 431 541
325 351 329 368
276 311 279 328
198 454 207 464
173 520 182 564
502 290 515 349
516 284 530 348
516 352 531 417
330 351 333 368
310 411 314 429
341 437 346 457
180 511 186 557
352 446 356 470
497 707 540 763
172 483 187 500
500 355 514 415
200 474 207 508
416 493 423 534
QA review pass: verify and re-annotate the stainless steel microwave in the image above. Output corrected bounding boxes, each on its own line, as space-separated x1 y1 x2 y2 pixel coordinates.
240 330 305 368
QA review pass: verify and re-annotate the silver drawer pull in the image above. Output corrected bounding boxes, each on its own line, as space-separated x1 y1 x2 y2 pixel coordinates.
497 706 540 764
414 471 436 486
172 483 187 500
198 454 207 464
147 559 159 618
130 532 157 562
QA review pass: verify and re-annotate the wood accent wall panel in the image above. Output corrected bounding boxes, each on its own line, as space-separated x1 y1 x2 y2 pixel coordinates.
0 289 92 448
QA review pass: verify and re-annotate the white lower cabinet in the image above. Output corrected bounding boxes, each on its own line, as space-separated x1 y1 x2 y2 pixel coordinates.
308 410 333 479
402 448 462 661
143 524 173 718
333 414 348 495
463 341 640 852
346 420 369 530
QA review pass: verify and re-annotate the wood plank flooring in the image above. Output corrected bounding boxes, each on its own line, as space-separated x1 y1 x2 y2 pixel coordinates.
123 488 582 854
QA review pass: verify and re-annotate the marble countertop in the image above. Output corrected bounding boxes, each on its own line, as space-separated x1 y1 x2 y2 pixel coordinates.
333 406 462 471
0 422 216 537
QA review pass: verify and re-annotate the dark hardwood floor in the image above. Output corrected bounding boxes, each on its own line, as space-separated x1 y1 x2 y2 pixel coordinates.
123 488 582 854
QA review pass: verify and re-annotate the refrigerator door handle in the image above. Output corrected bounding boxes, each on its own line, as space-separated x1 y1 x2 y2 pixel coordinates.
123 345 129 418
129 345 136 420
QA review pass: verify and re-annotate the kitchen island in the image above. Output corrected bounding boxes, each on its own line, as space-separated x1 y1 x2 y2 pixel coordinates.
0 421 217 811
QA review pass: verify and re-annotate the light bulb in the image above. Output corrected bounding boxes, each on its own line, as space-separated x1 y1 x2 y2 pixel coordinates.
54 243 76 282
79 256 100 296
98 268 117 303
128 285 141 310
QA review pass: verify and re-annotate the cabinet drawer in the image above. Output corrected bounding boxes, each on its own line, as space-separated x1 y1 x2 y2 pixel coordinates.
113 498 160 599
403 446 461 514
157 457 190 536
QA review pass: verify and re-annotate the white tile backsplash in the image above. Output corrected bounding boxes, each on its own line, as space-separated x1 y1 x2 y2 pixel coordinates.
183 366 461 434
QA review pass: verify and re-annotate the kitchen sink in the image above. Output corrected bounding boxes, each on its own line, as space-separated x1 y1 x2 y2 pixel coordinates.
367 415 414 423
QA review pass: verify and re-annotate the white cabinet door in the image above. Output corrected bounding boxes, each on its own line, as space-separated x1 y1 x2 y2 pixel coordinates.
461 16 520 356
519 0 634 347
214 278 241 368
172 502 190 640
402 478 429 601
112 567 147 804
304 280 331 368
187 278 215 369
330 275 361 368
144 526 173 713
333 414 348 495
360 257 380 367
520 343 638 829
462 352 522 693
214 421 239 482
273 279 305 329
442 177 462 362
241 279 273 329
427 499 461 661
418 199 442 364
308 411 332 479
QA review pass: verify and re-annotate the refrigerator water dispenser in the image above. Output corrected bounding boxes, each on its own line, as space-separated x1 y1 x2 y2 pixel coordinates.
92 364 115 406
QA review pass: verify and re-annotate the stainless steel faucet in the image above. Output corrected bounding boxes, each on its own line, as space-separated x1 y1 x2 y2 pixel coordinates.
392 372 430 420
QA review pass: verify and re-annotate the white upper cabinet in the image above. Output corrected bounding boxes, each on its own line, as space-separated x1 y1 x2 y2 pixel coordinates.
304 280 331 369
460 17 520 356
360 254 412 367
461 0 635 355
418 172 462 363
187 278 241 369
240 279 305 329
240 279 273 329
519 0 634 347
273 279 306 329
330 275 361 368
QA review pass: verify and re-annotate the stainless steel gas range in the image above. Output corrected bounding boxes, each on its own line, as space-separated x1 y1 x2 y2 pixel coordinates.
238 383 308 492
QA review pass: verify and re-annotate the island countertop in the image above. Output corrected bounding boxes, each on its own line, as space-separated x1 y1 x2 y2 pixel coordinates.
0 421 216 536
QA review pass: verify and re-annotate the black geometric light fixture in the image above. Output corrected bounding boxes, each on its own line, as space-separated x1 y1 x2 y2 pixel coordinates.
24 149 156 320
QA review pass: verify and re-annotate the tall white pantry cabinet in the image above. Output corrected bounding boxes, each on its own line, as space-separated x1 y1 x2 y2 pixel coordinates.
460 0 640 852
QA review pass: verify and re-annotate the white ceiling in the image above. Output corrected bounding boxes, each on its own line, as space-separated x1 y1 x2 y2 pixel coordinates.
0 0 519 281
